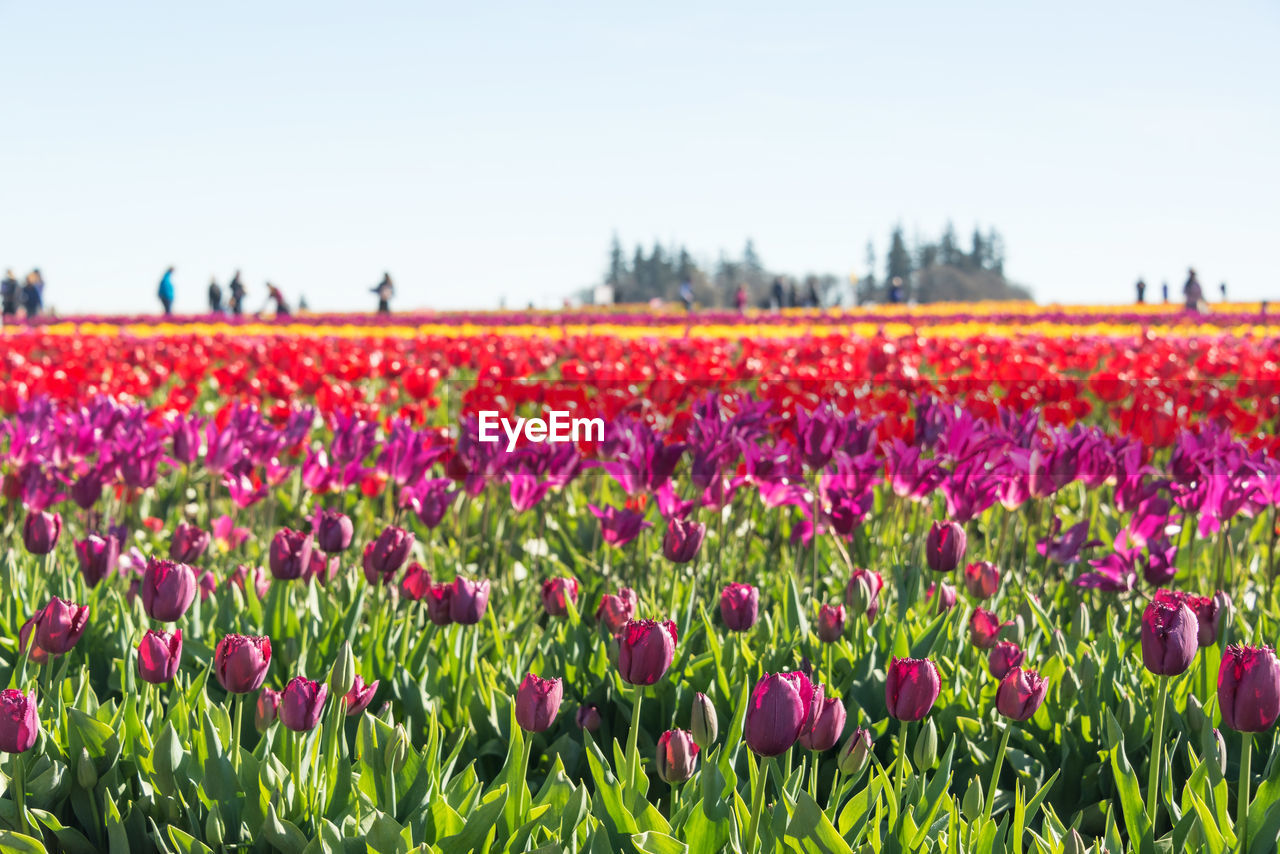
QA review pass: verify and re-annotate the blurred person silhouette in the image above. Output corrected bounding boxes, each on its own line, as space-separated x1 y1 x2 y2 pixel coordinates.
264 282 291 316
787 281 798 308
1 269 17 318
208 278 223 314
889 276 904 304
1161 281 1169 303
1219 282 1227 302
228 271 246 316
1183 268 1204 312
23 269 44 317
806 280 821 308
298 294 309 311
157 267 175 315
770 277 784 310
679 279 694 312
1135 278 1146 304
735 283 748 314
372 272 394 314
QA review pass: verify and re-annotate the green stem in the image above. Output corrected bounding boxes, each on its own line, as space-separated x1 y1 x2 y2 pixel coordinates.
1238 733 1252 853
982 723 1012 825
625 686 644 791
1147 675 1170 822
826 767 843 824
231 693 243 775
12 752 30 837
746 755 773 853
515 734 534 821
894 720 910 816
808 752 819 801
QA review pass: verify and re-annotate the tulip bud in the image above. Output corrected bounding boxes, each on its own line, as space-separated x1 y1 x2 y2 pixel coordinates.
450 577 491 625
169 522 211 563
75 534 120 588
515 673 563 732
837 728 872 780
1185 693 1206 733
1218 644 1280 732
137 629 183 684
575 703 602 733
77 747 98 789
344 675 379 716
996 667 1048 721
988 642 1024 680
256 689 281 730
744 671 824 756
205 811 225 850
1207 727 1227 777
541 577 580 617
655 729 700 783
691 692 718 750
844 569 883 622
30 597 90 655
315 510 354 554
215 634 272 694
1063 829 1088 854
720 583 759 632
962 776 985 822
885 658 941 721
141 558 197 622
799 696 847 751
963 561 1000 599
596 588 638 635
0 689 38 753
268 528 313 581
22 510 62 555
817 604 846 643
385 724 408 773
913 718 938 769
617 620 678 686
662 518 706 564
1070 601 1091 641
329 641 355 697
279 676 328 732
925 520 966 573
1141 600 1198 676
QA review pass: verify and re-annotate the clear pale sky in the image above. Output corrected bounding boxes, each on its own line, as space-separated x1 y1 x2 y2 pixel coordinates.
3 1 1277 314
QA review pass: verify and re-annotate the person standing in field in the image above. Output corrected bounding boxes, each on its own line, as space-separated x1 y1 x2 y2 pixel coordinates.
372 272 394 314
1219 282 1227 302
1183 268 1204 312
679 279 694 312
770 277 784 311
157 267 176 315
228 271 246 316
265 282 291 316
22 270 44 317
1 269 17 319
1135 278 1146 304
208 278 223 314
735 283 748 314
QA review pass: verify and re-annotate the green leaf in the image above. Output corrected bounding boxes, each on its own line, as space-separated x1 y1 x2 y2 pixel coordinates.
785 789 855 854
1105 710 1152 847
632 830 689 854
0 831 48 854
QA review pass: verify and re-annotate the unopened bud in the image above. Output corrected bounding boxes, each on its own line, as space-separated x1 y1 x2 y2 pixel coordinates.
912 718 938 770
691 692 718 751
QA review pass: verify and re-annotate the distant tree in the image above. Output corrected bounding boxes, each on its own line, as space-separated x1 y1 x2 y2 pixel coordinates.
886 226 913 288
968 228 986 271
940 222 960 267
607 234 626 289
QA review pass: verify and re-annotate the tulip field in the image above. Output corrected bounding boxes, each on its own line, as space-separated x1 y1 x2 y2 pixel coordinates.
4 302 1280 853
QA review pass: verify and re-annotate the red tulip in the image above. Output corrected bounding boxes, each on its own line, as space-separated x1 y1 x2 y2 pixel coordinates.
963 561 1001 599
988 641 1024 679
996 667 1048 720
720 583 759 632
515 673 563 732
400 563 432 600
1141 599 1198 676
925 520 966 573
596 588 638 634
31 597 89 655
137 629 182 684
798 696 847 751
1218 645 1280 732
344 675 379 716
280 676 328 732
215 634 272 694
968 609 1005 650
0 689 38 753
141 558 197 622
744 671 823 756
662 518 706 563
169 522 211 563
885 657 940 721
656 729 700 782
541 577 580 617
256 688 281 730
817 604 846 643
617 619 678 685
425 583 454 625
22 510 62 555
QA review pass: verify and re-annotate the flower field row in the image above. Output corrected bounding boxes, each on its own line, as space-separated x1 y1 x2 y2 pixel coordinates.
1 309 1279 853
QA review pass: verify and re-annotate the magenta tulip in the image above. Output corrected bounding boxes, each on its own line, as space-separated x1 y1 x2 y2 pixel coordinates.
0 690 38 753
885 657 940 721
450 577 491 625
137 628 182 684
541 577 580 617
1141 599 1198 676
1218 645 1280 732
744 671 823 756
215 634 272 694
988 641 1024 680
596 588 638 634
280 676 327 732
617 619 678 685
996 667 1048 720
141 557 197 622
656 729 700 782
925 520 966 573
515 673 563 732
344 675 379 716
720 583 759 632
798 696 847 751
